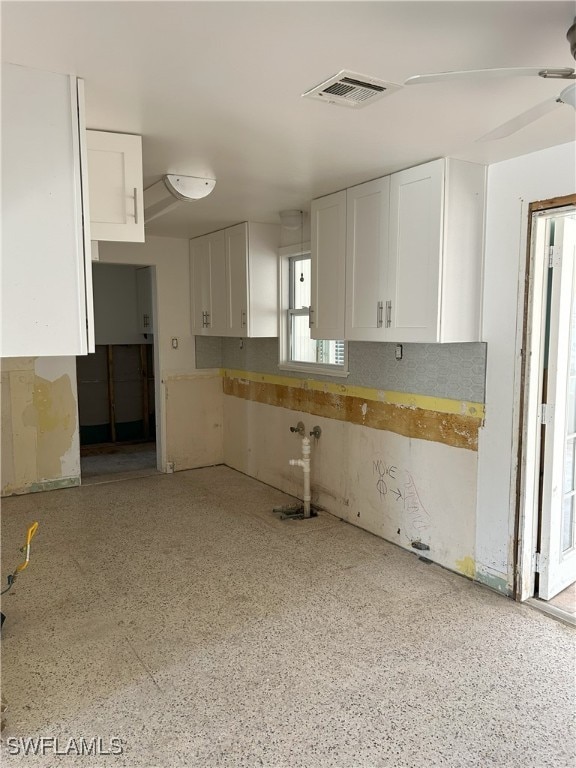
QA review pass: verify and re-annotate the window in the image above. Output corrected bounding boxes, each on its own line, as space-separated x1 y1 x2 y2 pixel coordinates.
279 252 347 375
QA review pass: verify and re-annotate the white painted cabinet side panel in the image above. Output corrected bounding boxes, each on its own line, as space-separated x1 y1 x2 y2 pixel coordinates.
345 177 390 341
1 63 88 357
311 191 346 340
246 223 279 338
226 223 249 336
441 159 486 342
388 160 443 343
86 130 144 242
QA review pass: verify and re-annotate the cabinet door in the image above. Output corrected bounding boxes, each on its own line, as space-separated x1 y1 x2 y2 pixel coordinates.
136 267 153 334
1 63 93 357
190 235 211 334
345 177 390 341
225 223 249 336
311 191 346 341
190 231 227 335
388 160 444 342
87 130 144 242
206 231 227 335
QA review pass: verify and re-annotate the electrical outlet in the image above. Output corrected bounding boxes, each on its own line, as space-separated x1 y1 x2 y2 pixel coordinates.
171 337 178 349
395 344 403 360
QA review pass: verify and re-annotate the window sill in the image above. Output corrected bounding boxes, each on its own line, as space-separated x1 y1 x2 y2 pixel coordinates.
278 362 350 379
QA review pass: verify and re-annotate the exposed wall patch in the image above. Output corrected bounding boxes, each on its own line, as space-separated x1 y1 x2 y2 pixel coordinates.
223 372 482 451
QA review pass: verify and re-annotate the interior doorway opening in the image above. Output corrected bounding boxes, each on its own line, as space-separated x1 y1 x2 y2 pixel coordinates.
76 263 158 481
518 199 576 623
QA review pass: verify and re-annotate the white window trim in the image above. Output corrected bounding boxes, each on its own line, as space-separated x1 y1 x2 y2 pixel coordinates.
278 242 349 378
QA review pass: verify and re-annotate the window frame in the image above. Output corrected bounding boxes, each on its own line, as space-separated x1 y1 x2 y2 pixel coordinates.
278 242 349 377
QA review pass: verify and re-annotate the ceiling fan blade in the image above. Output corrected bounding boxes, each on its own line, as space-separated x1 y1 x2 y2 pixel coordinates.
477 98 562 141
404 67 574 86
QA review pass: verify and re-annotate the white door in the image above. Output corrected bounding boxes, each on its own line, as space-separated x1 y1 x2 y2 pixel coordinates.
226 223 248 336
345 177 390 341
310 191 346 340
388 159 444 343
539 215 576 599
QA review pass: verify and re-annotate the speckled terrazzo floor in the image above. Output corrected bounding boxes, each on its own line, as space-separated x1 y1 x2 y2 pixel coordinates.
1 466 574 767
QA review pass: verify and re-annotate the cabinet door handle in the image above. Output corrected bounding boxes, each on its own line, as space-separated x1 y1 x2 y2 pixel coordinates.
377 301 384 328
202 311 207 328
241 309 247 328
386 300 392 328
309 306 314 328
133 188 139 224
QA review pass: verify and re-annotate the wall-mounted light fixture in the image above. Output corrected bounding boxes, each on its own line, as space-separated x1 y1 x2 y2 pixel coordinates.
143 174 216 222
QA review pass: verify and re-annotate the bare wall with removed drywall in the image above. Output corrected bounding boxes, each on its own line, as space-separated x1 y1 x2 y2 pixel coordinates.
98 236 223 471
1 357 80 496
197 336 485 578
477 140 576 595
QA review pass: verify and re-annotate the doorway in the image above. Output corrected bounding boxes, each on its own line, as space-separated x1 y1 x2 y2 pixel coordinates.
518 201 576 621
77 263 158 480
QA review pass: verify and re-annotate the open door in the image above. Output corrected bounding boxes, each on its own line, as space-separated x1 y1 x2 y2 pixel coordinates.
539 216 576 600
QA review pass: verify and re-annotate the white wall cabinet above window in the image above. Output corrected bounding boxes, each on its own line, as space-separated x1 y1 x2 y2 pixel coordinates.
1 63 94 357
310 157 486 345
190 222 279 338
86 130 144 242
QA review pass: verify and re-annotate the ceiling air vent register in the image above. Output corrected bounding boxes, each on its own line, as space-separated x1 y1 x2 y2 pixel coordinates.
302 71 401 108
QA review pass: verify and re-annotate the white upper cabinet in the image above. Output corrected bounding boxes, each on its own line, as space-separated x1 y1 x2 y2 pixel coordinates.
388 158 486 343
310 191 346 341
1 63 94 357
190 230 227 336
86 130 144 242
345 177 391 341
311 157 486 344
191 222 279 338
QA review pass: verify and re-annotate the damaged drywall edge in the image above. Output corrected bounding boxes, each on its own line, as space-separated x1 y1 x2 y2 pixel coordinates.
475 568 512 596
165 369 223 382
2 476 80 497
221 368 485 419
223 374 481 451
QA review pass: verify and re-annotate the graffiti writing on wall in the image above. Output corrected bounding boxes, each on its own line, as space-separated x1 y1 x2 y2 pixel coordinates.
373 459 430 539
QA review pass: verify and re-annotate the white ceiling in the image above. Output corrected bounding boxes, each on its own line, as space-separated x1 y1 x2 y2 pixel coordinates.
3 1 576 238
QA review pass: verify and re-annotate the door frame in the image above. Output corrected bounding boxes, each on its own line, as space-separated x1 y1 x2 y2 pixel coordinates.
515 194 576 601
76 263 162 473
